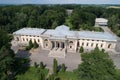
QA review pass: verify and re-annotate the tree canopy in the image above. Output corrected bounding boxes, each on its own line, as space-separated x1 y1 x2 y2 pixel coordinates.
76 47 117 80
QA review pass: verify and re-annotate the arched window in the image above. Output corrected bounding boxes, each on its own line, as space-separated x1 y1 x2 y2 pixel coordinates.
69 41 73 44
56 42 60 48
91 43 93 47
44 39 48 48
38 39 40 42
44 39 48 41
51 41 55 48
23 38 25 41
82 42 84 46
26 38 28 41
108 44 111 49
16 37 19 41
86 43 89 46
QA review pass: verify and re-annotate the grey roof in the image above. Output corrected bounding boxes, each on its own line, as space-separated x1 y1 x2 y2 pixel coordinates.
13 25 117 42
13 28 45 36
78 31 117 41
43 25 117 41
55 25 70 31
43 25 77 39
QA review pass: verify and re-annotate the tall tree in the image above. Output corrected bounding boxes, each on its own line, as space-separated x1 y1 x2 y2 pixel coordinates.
53 58 58 74
77 47 117 80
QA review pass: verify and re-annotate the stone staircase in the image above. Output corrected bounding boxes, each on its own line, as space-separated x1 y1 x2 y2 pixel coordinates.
48 48 66 58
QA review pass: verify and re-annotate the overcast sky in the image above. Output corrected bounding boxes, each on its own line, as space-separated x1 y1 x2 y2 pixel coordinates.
0 0 120 4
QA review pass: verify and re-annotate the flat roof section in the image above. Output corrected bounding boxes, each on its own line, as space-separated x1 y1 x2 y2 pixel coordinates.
13 28 45 36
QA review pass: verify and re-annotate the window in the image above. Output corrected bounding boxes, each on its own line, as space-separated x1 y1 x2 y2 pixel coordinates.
38 39 40 42
82 42 84 46
91 43 93 47
69 41 73 44
16 37 19 41
23 38 25 41
96 43 98 47
101 44 103 47
97 40 99 42
108 44 111 49
86 43 89 46
46 44 48 46
26 38 28 41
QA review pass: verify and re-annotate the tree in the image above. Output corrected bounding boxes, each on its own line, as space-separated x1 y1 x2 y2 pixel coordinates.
48 74 55 80
61 63 66 72
79 46 84 53
40 62 44 69
0 29 15 80
76 47 117 80
39 72 45 80
34 62 38 68
34 40 39 48
26 40 34 50
53 58 58 74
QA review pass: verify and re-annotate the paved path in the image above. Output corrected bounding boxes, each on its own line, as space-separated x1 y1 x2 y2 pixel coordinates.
29 49 81 72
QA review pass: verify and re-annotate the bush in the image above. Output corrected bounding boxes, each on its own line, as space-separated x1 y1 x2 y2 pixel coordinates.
40 62 44 69
34 62 38 68
79 46 84 53
34 40 39 48
61 63 66 72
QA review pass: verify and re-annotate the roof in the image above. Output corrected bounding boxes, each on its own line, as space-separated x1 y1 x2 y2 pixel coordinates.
95 18 108 23
13 25 117 42
55 25 70 31
78 31 117 41
43 25 76 39
43 25 117 41
13 28 45 36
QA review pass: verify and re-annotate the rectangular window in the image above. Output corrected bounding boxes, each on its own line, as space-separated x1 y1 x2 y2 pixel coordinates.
82 42 84 46
26 38 28 41
23 38 25 41
101 44 103 47
91 43 93 47
86 43 89 46
38 39 40 42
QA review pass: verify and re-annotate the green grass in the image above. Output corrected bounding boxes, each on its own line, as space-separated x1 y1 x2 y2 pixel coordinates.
116 69 120 79
16 67 49 80
16 67 77 80
57 71 77 80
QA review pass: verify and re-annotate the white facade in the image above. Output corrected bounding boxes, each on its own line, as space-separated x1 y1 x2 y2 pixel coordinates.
95 18 108 26
12 25 117 58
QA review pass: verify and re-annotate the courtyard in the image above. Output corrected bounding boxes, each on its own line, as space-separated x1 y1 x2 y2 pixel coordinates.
13 46 81 71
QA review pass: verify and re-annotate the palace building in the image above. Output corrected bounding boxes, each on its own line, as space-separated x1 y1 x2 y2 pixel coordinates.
12 25 117 58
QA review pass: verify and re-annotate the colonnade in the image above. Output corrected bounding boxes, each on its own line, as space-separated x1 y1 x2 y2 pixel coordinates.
51 41 65 49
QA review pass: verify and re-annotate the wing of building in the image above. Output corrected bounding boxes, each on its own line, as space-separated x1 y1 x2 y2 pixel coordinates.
12 25 117 58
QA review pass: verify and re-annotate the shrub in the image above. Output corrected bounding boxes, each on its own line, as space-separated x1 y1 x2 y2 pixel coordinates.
79 46 84 53
34 40 39 48
61 63 66 72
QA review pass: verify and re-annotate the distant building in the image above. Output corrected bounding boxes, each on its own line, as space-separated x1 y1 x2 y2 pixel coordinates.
66 9 73 16
12 25 117 58
95 18 108 27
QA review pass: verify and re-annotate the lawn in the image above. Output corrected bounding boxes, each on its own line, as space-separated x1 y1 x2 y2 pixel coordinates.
57 71 77 80
15 66 77 80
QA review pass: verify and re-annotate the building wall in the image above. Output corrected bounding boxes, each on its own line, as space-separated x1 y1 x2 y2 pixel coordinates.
14 35 43 47
13 34 116 52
